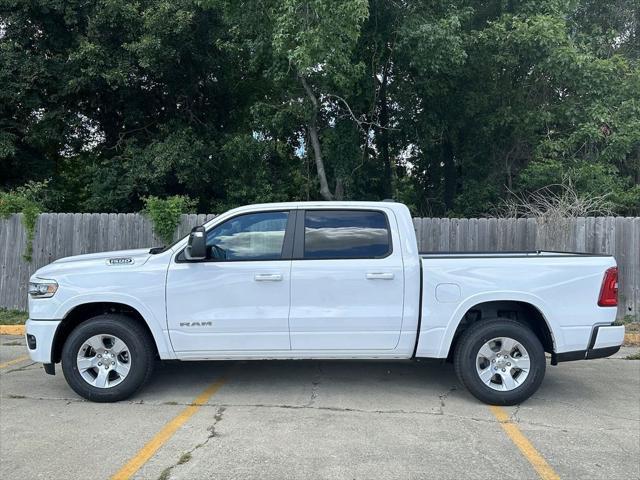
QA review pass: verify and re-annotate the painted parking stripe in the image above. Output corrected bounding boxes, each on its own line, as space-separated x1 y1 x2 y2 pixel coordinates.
0 355 30 370
111 377 227 480
490 405 560 480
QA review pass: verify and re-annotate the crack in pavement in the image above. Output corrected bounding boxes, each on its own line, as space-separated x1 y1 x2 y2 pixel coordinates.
510 404 521 423
0 362 38 373
304 362 323 407
531 396 640 422
156 406 226 480
438 385 458 413
455 417 506 469
2 393 637 435
0 394 87 404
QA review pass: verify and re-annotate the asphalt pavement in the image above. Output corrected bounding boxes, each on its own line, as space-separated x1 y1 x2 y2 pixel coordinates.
1 335 638 480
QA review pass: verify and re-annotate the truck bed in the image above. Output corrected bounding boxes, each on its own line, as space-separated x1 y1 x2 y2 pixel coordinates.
415 250 617 358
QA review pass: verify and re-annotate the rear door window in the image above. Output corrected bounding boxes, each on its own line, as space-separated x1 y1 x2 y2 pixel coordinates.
303 210 391 259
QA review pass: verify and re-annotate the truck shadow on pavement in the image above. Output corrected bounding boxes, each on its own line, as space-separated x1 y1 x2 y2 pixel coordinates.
131 357 613 412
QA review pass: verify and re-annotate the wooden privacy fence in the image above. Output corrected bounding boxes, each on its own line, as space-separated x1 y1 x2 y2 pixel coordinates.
0 214 638 319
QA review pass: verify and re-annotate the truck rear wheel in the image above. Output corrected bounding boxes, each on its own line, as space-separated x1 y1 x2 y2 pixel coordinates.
454 318 545 405
61 314 155 402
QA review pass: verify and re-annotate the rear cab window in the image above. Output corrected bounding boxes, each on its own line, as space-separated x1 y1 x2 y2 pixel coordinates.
302 210 392 259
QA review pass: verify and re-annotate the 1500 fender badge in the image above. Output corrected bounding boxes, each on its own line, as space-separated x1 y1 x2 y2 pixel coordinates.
180 322 213 327
107 257 134 265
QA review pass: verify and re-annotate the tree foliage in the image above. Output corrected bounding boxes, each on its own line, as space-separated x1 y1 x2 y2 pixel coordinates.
1 0 638 216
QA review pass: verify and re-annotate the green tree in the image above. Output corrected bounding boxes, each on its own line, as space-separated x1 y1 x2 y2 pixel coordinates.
1 0 639 216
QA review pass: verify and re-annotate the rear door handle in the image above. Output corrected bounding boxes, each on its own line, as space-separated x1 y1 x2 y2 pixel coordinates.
254 273 283 282
366 272 395 280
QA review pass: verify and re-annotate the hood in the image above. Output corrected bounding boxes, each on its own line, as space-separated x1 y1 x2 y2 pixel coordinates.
52 248 152 265
32 248 153 280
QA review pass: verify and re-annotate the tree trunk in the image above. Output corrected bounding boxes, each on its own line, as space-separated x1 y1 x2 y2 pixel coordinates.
334 178 344 200
442 135 456 212
300 75 334 201
378 64 392 199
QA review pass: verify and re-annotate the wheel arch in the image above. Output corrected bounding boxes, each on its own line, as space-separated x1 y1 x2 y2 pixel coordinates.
441 297 556 359
51 302 167 363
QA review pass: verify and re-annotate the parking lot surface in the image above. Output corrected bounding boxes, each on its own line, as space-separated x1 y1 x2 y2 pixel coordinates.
1 335 639 480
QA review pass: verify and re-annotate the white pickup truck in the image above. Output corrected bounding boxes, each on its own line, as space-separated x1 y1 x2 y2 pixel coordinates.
25 201 624 404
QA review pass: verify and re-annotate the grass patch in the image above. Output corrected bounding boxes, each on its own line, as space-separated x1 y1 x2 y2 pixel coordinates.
625 351 640 360
623 322 639 333
616 315 638 328
615 316 639 346
0 309 27 325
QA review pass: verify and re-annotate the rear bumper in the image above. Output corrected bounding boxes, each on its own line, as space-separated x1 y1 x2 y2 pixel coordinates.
591 324 625 349
25 319 61 364
553 324 624 364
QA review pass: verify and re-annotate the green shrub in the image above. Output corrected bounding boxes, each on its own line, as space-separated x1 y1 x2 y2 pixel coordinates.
0 181 48 261
142 195 196 245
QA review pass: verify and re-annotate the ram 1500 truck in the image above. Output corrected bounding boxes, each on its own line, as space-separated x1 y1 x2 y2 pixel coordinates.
25 201 624 404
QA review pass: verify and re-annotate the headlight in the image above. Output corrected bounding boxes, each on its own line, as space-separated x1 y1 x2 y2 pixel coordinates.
28 280 58 298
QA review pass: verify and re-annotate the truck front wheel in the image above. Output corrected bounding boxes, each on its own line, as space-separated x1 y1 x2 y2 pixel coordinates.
61 314 155 402
454 318 546 405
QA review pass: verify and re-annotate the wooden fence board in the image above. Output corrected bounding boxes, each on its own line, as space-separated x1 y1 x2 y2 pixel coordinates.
0 214 637 319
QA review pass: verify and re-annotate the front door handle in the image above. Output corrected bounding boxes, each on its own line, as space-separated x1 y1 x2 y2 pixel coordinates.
366 272 395 280
254 273 283 282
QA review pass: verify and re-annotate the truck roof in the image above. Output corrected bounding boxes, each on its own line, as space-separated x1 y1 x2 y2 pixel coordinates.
221 200 407 216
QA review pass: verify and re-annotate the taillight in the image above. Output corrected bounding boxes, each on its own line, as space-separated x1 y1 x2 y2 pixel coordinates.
598 267 618 307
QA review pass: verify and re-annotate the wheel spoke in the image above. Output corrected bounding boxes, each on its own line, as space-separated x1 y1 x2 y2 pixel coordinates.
478 367 494 385
111 338 128 355
115 362 130 378
85 336 105 351
500 337 517 354
478 343 495 360
93 367 110 388
512 356 530 371
76 357 96 372
500 372 518 390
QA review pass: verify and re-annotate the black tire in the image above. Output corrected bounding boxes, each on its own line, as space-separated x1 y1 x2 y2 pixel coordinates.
454 318 545 405
61 314 155 402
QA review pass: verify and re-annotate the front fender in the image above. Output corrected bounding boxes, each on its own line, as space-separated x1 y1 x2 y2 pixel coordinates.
55 293 175 360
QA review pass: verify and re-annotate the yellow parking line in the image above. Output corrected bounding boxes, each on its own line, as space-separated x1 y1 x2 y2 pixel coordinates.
0 325 25 335
490 405 560 480
0 355 30 370
111 377 227 480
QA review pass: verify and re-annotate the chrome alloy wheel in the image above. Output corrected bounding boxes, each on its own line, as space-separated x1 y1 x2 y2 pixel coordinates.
475 337 530 391
76 334 132 388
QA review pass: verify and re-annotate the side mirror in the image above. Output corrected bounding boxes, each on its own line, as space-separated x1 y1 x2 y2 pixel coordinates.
184 225 206 260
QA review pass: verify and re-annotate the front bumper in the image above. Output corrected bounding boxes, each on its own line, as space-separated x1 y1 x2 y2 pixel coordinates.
553 324 625 363
25 319 61 364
